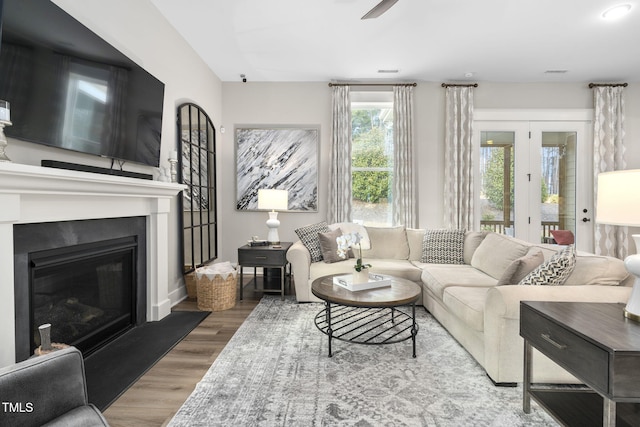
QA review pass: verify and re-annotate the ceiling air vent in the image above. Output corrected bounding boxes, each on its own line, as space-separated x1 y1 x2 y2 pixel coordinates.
544 70 568 74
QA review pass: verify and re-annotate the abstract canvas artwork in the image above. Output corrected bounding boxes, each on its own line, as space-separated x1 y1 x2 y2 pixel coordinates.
236 126 318 211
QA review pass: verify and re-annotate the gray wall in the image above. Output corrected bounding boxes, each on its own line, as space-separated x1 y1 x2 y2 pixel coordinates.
218 82 640 263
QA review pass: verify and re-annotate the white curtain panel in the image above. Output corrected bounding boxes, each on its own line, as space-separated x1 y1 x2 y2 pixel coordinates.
392 85 416 228
593 85 628 258
443 86 474 230
328 85 352 224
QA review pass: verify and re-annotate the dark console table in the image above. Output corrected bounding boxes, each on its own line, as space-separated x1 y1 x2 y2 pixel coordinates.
237 242 292 300
520 301 640 426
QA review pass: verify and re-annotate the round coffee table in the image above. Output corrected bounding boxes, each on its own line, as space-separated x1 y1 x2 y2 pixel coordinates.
311 274 421 357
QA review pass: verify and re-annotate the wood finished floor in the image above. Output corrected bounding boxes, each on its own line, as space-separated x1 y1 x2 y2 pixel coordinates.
103 278 291 427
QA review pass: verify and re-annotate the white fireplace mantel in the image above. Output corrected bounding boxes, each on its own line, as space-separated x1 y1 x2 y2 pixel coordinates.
0 162 186 367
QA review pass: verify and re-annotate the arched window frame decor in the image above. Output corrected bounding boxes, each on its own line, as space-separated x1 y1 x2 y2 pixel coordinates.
177 103 217 272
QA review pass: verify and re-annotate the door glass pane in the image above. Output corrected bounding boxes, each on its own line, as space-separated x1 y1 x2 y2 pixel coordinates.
541 132 576 243
480 131 515 236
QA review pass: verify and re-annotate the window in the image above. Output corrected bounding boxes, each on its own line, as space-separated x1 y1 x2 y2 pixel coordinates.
351 92 394 226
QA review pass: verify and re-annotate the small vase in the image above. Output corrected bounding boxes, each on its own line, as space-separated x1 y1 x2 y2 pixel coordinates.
352 268 370 284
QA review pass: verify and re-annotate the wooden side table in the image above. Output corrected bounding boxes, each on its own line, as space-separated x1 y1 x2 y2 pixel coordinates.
237 242 292 300
520 301 640 426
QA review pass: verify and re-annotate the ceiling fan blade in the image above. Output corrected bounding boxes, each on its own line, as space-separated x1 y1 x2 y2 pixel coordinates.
361 0 399 19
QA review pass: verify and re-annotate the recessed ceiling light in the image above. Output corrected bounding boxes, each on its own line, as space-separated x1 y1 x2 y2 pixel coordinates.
602 4 632 19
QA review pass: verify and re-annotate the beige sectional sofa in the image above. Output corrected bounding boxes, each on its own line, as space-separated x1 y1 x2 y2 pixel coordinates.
287 223 633 384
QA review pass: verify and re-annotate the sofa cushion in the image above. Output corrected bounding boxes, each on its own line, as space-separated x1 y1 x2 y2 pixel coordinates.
496 249 545 286
442 286 489 332
318 228 344 263
309 259 421 283
519 245 576 286
361 226 409 260
369 259 423 282
463 231 488 265
420 264 497 300
470 233 529 279
295 222 331 262
421 229 465 264
407 228 426 261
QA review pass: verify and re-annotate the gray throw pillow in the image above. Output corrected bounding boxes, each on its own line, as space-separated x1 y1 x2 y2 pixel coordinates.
519 245 576 286
496 249 544 286
295 222 331 262
318 228 344 263
421 229 465 264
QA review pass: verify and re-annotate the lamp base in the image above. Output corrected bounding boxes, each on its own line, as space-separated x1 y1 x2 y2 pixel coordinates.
623 236 640 322
266 211 280 245
624 308 640 322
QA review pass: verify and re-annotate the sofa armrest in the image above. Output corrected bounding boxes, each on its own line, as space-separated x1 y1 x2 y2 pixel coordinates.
485 284 633 320
483 285 632 383
287 240 311 300
0 346 108 427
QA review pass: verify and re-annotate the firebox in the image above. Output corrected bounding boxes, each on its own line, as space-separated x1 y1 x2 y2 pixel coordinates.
30 237 137 355
14 217 147 362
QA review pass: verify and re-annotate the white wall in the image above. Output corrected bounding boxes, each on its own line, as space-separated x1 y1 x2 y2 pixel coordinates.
220 81 640 263
6 0 223 301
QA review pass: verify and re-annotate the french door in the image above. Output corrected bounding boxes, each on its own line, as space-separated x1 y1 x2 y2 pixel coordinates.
474 112 592 252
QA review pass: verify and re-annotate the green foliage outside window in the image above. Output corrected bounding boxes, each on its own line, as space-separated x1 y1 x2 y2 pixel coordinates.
352 111 391 203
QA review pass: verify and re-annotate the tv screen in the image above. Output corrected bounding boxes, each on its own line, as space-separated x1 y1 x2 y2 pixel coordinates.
0 0 165 167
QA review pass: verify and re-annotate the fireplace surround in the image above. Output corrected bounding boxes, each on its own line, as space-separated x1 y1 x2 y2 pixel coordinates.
14 218 146 361
0 162 185 367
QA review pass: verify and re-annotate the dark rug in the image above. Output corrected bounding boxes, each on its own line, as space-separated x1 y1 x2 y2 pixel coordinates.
84 310 209 410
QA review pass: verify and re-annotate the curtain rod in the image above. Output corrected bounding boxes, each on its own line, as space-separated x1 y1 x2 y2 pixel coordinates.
328 82 417 87
441 83 478 88
588 83 628 88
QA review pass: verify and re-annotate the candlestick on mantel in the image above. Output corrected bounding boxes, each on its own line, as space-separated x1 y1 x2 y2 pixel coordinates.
0 100 12 162
168 150 178 183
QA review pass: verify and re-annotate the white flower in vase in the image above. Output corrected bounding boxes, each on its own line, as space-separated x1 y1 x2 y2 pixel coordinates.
336 232 371 272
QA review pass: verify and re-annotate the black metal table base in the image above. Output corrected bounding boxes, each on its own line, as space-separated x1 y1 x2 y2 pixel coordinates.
314 302 419 357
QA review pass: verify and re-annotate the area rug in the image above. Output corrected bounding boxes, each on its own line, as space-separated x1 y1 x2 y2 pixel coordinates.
169 297 557 426
85 310 210 410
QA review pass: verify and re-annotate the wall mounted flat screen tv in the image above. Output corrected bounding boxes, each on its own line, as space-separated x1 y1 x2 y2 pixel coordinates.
0 0 165 167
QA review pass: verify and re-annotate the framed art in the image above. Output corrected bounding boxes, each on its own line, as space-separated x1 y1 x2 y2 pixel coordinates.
236 125 319 212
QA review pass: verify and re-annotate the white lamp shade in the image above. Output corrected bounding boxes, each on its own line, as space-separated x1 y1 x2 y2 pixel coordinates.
258 189 288 211
596 169 640 226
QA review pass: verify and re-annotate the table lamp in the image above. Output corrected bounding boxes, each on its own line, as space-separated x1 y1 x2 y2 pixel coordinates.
257 189 288 245
596 169 640 321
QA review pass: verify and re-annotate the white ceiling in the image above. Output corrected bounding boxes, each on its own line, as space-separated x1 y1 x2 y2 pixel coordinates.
150 0 640 84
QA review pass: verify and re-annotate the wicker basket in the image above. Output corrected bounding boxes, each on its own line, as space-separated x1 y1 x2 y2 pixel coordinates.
184 271 197 299
196 271 237 311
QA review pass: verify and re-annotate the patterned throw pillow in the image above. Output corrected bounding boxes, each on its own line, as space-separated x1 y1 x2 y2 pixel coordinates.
295 222 331 262
519 245 576 286
421 229 465 264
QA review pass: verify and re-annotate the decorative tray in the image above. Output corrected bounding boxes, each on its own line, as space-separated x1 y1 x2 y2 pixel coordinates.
332 273 392 292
